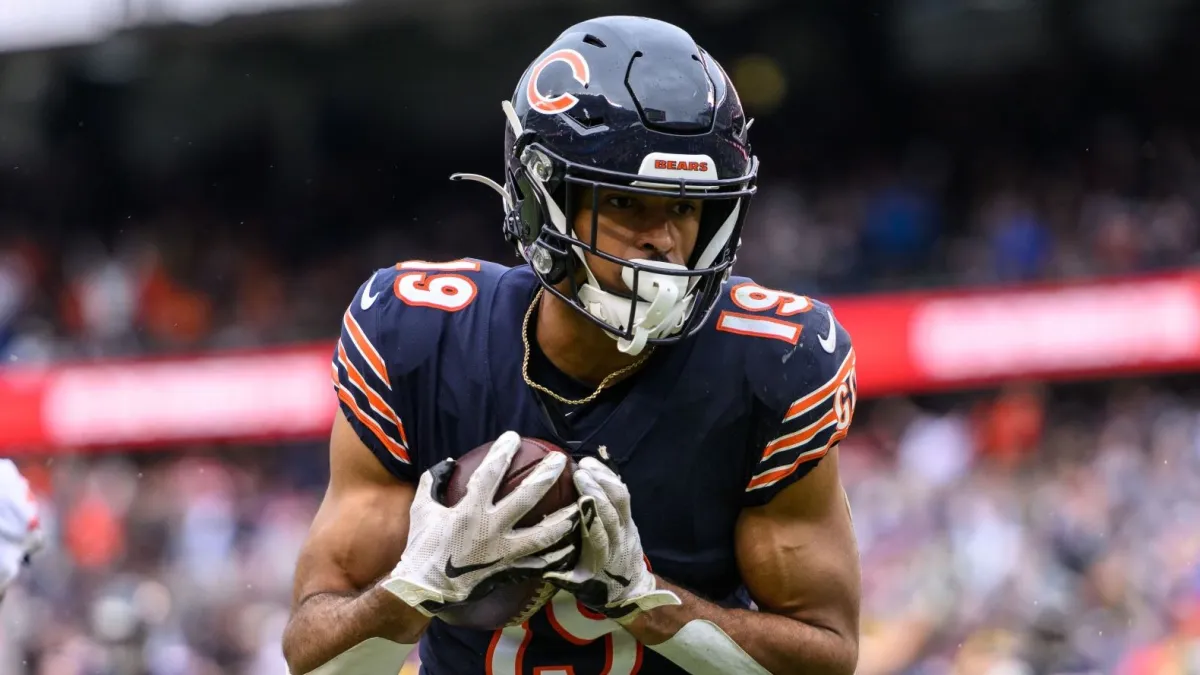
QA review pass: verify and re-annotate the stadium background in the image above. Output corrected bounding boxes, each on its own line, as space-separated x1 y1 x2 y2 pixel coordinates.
1 1 1200 673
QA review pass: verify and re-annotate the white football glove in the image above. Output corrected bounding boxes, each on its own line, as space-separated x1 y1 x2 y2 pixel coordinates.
0 460 43 597
544 457 680 624
381 432 580 616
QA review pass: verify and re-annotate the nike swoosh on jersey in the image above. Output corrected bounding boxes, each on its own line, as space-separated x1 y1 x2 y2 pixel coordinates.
817 310 837 353
360 272 381 310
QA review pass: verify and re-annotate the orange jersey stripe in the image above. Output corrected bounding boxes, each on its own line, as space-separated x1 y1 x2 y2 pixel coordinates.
332 370 410 464
762 408 838 460
784 348 856 421
337 340 410 447
343 309 391 389
747 436 841 492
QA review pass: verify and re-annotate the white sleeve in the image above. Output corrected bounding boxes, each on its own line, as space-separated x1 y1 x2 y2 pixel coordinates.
650 620 772 675
292 639 415 675
0 459 41 593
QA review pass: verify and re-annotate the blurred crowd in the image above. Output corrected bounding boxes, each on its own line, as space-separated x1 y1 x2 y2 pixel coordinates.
1 113 1200 364
0 444 323 675
848 382 1200 675
739 119 1200 295
2 381 1198 674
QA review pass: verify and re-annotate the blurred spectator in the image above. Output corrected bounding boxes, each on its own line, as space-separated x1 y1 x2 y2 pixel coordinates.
0 382 1194 674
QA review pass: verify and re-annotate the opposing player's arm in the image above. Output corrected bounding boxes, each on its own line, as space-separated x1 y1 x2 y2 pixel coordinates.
624 307 860 675
282 410 428 674
0 459 43 605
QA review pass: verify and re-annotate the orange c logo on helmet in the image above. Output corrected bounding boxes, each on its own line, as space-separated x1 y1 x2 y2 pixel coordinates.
526 48 591 114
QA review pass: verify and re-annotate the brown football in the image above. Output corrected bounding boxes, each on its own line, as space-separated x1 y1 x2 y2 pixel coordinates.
435 436 579 630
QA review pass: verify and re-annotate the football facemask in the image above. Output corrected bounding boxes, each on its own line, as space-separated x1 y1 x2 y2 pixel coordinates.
454 101 757 356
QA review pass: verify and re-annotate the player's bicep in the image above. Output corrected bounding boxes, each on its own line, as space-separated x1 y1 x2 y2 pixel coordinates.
291 410 415 608
735 446 860 639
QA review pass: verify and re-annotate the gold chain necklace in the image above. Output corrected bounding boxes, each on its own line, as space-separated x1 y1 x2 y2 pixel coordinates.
521 288 654 407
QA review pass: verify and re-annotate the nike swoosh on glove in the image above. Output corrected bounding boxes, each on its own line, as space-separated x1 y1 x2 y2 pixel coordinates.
381 432 580 616
0 460 43 596
544 457 680 624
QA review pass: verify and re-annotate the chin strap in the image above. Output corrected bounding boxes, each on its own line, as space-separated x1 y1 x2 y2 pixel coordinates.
292 638 415 675
650 620 772 675
575 260 693 355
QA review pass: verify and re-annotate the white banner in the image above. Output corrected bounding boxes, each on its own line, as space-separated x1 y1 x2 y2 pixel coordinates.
0 0 352 53
0 0 121 52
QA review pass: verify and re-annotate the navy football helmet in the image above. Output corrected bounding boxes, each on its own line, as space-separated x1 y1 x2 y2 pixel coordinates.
453 16 758 355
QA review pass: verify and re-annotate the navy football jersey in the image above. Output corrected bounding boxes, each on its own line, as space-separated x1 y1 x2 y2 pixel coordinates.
331 259 858 675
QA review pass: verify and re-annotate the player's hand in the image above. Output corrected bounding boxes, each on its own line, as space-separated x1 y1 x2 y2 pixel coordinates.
380 431 579 617
0 460 43 599
544 457 680 624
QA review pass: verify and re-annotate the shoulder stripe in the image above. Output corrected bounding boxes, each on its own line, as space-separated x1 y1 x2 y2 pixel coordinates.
749 348 858 495
331 363 411 464
343 309 391 389
336 340 410 447
763 408 837 460
747 431 847 492
784 349 856 422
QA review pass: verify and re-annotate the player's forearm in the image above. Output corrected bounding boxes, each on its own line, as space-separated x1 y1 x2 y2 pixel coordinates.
282 585 430 674
624 576 857 675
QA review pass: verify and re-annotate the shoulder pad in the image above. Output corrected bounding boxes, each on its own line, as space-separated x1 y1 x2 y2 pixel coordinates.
331 258 507 481
709 278 858 506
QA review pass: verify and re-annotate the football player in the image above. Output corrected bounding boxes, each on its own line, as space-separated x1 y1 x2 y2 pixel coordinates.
284 15 861 675
0 459 43 604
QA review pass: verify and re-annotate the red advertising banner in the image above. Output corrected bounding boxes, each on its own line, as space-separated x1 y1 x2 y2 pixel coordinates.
0 345 337 454
830 272 1200 396
2 273 1199 452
